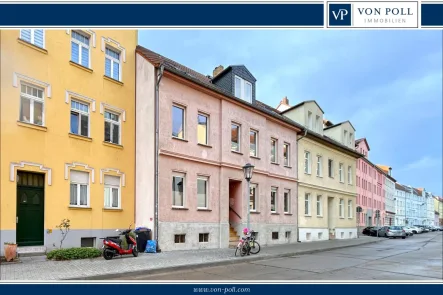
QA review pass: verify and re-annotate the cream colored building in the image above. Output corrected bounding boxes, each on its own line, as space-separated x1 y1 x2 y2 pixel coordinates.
280 100 361 242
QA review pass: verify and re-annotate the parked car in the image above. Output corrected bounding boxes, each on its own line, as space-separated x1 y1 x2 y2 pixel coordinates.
362 227 374 236
402 227 414 236
386 226 407 239
414 225 429 233
372 226 389 237
409 226 423 234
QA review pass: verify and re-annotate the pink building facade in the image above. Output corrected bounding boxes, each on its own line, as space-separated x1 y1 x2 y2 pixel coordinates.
135 46 302 251
355 138 386 230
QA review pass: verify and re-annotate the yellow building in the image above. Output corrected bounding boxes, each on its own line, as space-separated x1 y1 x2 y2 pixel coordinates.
0 29 137 254
434 196 443 225
278 99 361 241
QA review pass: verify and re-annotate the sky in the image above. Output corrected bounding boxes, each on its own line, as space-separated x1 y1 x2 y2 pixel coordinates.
139 30 442 195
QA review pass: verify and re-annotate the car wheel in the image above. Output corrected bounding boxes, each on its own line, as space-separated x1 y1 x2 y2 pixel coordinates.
402 236 406 239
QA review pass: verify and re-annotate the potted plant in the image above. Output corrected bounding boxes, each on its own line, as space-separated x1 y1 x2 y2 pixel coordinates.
4 242 17 262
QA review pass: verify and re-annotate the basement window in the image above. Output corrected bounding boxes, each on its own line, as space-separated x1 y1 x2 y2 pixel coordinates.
285 231 291 239
81 237 95 248
272 232 279 240
174 234 186 244
199 233 209 243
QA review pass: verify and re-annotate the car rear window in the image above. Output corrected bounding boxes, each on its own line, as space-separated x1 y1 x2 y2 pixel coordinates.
390 226 402 230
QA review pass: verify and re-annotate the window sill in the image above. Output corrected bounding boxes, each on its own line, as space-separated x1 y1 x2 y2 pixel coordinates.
197 208 212 212
17 121 47 132
172 137 188 142
69 133 92 142
317 215 323 218
304 214 312 217
348 217 353 219
103 208 123 212
172 207 189 210
197 143 212 148
68 206 92 211
104 75 124 86
284 165 292 169
250 155 261 160
339 217 345 219
316 175 323 178
17 38 48 54
271 212 280 215
231 150 243 155
69 61 93 73
103 141 123 149
284 213 293 216
250 211 260 214
271 162 280 166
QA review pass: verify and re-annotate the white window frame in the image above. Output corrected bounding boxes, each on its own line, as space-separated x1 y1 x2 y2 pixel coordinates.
339 163 344 183
172 172 186 208
104 176 121 209
70 99 90 137
231 123 241 152
104 110 121 145
69 171 90 208
71 30 91 68
234 75 252 103
197 176 209 209
348 200 353 218
304 151 311 174
307 111 313 129
197 112 209 145
284 189 290 214
105 46 122 81
20 29 45 49
283 143 290 167
349 132 353 145
344 130 348 144
271 187 278 213
315 115 321 133
172 104 186 140
271 138 278 163
19 83 45 126
339 198 344 218
316 195 322 216
316 155 322 177
250 183 258 212
250 129 258 157
304 193 311 216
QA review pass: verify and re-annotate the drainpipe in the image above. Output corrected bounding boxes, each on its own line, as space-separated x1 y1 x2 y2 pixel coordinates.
154 64 164 251
295 129 307 242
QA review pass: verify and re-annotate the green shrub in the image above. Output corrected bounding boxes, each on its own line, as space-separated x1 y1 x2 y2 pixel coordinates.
47 247 102 260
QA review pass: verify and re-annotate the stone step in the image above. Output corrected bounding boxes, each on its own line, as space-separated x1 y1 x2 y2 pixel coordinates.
17 246 46 257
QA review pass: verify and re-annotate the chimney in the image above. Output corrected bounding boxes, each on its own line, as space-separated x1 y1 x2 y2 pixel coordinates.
213 65 224 77
276 96 290 112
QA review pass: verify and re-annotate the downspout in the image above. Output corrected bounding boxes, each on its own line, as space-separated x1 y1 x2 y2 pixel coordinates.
295 129 308 242
154 64 164 251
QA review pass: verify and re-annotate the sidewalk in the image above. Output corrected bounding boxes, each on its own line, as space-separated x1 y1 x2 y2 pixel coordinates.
0 236 384 280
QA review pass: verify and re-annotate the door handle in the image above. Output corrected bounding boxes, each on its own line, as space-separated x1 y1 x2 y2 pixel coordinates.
16 217 18 223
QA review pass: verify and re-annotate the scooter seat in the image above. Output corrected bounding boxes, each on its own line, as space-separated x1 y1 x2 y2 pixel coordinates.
108 238 122 244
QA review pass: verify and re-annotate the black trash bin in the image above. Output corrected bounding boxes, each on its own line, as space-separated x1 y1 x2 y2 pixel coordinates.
134 228 151 252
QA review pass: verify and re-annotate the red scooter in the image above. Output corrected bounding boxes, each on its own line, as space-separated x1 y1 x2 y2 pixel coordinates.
101 224 138 260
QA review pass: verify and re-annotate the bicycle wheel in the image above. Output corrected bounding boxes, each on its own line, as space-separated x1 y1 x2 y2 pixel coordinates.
249 240 261 254
240 243 248 256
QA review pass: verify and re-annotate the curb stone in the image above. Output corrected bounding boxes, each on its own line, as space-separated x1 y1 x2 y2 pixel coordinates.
68 238 385 280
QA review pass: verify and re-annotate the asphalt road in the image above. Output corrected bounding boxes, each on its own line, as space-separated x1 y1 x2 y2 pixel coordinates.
112 231 443 280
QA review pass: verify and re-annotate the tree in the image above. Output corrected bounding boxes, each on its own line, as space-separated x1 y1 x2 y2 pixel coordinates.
56 218 71 249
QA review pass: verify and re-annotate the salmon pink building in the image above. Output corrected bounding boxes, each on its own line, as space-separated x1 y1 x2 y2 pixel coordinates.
135 46 303 251
355 138 386 231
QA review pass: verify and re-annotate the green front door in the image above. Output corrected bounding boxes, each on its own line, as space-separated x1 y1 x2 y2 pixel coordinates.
16 172 45 246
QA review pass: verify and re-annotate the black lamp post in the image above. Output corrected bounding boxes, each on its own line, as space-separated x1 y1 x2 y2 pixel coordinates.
243 163 254 230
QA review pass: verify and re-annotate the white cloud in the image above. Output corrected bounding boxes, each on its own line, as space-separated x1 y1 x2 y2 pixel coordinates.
401 156 442 171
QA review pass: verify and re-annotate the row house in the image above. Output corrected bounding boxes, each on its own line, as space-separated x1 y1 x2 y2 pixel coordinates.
0 29 137 254
434 196 443 225
377 165 397 226
278 100 361 242
355 138 386 229
395 183 426 226
420 188 436 226
135 46 304 251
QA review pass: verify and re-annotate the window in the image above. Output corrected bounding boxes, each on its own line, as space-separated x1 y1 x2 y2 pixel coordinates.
339 163 344 182
172 105 185 139
315 115 321 133
20 83 44 126
305 193 311 215
344 130 348 144
104 175 121 209
347 166 352 184
271 138 278 163
339 199 344 217
197 177 208 209
199 233 209 243
105 47 121 81
172 173 185 207
348 200 353 218
231 123 241 152
271 187 277 213
104 111 120 144
70 170 89 207
304 151 311 174
81 237 95 248
307 111 313 129
272 232 279 240
234 76 252 102
70 100 89 136
71 31 90 67
316 195 322 216
174 234 186 243
285 231 291 239
283 143 290 166
20 29 44 48
328 159 334 178
197 113 209 145
284 189 290 213
250 130 258 157
250 183 257 211
316 155 322 177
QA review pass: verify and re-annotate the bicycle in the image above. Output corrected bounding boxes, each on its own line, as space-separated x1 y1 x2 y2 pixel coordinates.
234 229 260 256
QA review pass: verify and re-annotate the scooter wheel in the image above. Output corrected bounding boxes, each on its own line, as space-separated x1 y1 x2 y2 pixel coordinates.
103 249 114 260
132 246 139 257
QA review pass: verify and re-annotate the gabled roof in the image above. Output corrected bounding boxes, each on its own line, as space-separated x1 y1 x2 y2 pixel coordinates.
376 164 390 173
280 100 325 114
395 183 407 192
414 188 422 196
211 65 257 82
355 137 371 151
324 120 356 131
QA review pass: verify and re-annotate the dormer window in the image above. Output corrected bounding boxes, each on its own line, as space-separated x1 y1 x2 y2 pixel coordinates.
344 130 348 144
349 133 353 145
234 76 252 102
315 115 320 133
307 111 313 129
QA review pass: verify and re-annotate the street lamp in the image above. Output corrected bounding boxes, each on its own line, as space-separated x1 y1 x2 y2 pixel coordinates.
243 163 255 230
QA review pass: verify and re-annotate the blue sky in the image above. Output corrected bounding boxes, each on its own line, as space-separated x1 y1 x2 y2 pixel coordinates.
139 30 442 195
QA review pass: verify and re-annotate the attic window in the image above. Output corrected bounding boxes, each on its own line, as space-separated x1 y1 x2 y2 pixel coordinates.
234 76 252 103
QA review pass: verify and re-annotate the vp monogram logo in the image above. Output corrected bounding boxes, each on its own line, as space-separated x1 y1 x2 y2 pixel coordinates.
332 9 349 21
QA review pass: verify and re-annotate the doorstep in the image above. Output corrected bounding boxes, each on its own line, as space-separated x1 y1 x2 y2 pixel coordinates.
17 246 46 257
